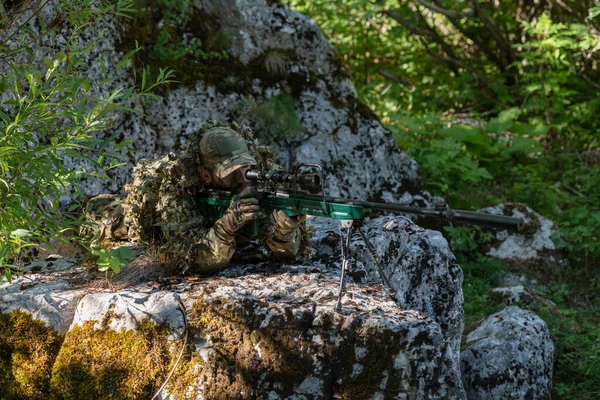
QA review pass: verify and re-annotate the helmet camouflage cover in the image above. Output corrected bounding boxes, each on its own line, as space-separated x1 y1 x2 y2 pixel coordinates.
199 126 257 179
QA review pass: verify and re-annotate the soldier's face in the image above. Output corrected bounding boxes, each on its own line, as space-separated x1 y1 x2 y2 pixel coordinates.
210 166 250 193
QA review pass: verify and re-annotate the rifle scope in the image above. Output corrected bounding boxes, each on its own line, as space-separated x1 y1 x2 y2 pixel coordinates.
245 169 321 190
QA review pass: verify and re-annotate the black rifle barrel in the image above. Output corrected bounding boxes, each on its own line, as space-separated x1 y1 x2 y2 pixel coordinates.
287 192 524 231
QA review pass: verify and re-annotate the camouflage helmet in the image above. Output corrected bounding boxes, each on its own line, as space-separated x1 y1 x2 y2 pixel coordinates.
199 125 257 179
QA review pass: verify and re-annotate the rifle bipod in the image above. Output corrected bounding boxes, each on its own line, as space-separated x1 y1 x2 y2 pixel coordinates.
335 219 397 311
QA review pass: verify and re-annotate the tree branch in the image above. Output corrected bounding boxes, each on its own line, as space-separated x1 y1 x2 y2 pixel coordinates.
413 6 461 74
383 9 434 37
424 0 510 73
418 37 479 82
377 69 413 87
416 0 474 19
470 0 515 65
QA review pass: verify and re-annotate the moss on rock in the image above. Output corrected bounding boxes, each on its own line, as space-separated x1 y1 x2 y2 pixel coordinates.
50 315 175 399
0 310 63 400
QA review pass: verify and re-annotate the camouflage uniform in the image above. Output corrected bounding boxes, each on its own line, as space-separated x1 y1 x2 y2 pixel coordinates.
98 122 305 273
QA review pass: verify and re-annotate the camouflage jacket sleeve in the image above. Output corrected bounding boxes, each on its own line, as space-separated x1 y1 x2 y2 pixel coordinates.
191 220 237 273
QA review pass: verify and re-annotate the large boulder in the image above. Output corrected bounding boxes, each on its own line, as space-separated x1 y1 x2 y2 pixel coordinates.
310 215 465 379
460 306 554 399
0 258 466 399
0 257 86 335
1 0 431 206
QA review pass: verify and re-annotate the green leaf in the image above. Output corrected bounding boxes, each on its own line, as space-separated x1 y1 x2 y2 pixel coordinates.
486 117 512 134
511 122 549 137
109 256 122 273
510 136 542 153
114 140 131 150
119 246 133 261
4 269 12 284
441 125 486 145
56 52 67 62
10 229 32 238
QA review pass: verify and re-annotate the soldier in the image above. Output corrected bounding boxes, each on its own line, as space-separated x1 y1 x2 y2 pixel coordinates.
88 121 306 273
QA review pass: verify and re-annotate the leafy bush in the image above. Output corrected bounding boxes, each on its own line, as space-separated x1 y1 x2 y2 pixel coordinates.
0 0 173 279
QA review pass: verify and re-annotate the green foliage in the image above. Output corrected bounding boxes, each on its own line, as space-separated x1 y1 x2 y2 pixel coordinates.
444 227 504 326
92 246 134 274
592 2 600 19
515 14 600 150
292 0 600 396
535 285 600 398
0 0 174 279
118 0 229 88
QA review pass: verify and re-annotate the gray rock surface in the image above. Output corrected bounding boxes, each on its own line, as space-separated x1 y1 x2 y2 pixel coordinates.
1 0 432 206
71 290 186 336
0 255 466 398
478 203 567 279
488 286 560 315
309 215 465 377
179 267 464 399
460 306 554 399
0 257 86 334
488 285 535 306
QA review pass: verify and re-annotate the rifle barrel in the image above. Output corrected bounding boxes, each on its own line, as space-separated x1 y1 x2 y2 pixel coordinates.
286 192 524 231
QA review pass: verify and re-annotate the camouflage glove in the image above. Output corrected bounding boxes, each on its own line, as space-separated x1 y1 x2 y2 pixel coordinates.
270 210 307 242
214 188 263 240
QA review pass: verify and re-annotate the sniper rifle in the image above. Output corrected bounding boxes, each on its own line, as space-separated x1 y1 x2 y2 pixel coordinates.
197 163 524 310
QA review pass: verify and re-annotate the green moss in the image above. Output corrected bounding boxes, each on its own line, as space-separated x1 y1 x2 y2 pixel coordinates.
0 310 63 400
164 349 204 399
50 316 174 400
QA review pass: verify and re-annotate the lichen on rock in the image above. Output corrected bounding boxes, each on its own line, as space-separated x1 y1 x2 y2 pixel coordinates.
309 215 465 380
172 269 464 399
478 203 568 282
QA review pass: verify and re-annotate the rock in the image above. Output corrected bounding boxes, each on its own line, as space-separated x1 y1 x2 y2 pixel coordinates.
460 306 554 399
0 257 85 335
172 268 465 399
71 290 186 336
478 203 567 281
488 286 560 315
0 259 466 398
488 285 535 306
2 0 433 205
309 215 464 378
500 272 536 288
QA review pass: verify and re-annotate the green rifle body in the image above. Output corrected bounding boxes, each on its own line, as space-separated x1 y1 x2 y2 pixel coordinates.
197 189 524 237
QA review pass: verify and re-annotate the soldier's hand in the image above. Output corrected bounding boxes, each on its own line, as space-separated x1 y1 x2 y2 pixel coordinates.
271 210 306 236
219 188 263 235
